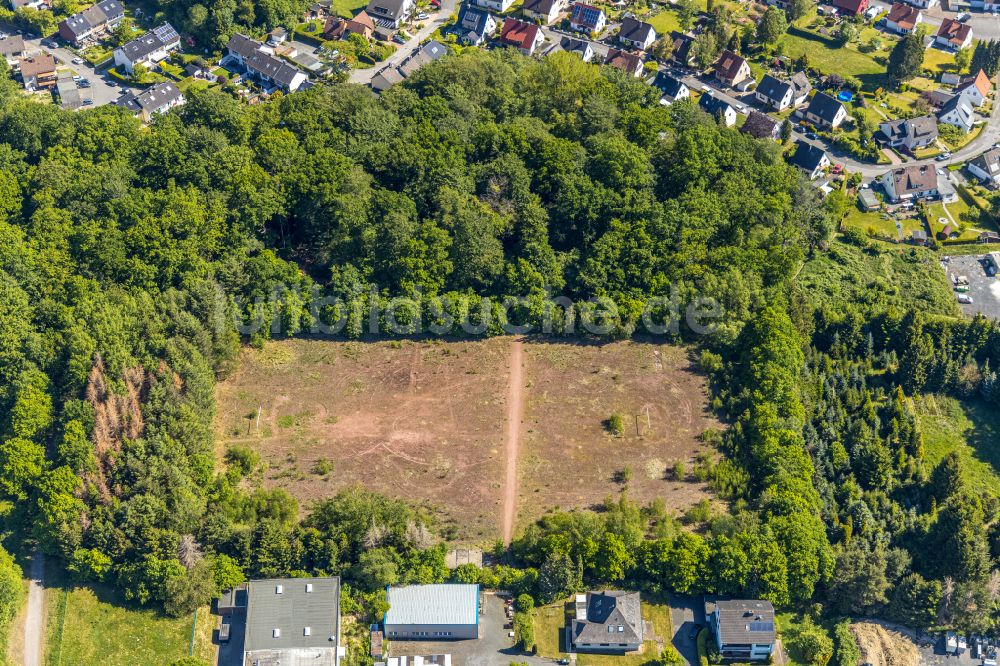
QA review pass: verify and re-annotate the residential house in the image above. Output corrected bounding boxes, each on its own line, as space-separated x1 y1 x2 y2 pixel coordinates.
268 27 288 45
707 600 777 662
398 39 446 76
559 35 594 61
336 11 376 39
713 49 751 88
879 164 939 202
471 0 515 13
384 584 479 640
790 140 831 179
456 5 496 44
10 0 50 8
937 92 975 132
304 0 332 19
237 577 343 666
0 36 25 65
955 69 991 107
700 92 737 126
651 70 689 104
366 0 414 28
979 231 1000 242
604 48 644 77
113 22 180 75
371 66 404 92
968 146 1000 185
570 591 644 653
741 110 781 139
905 0 937 9
57 75 86 110
936 18 972 50
569 3 606 34
499 17 544 55
805 91 847 128
833 0 868 15
669 31 695 66
522 0 564 24
114 81 184 121
754 73 811 110
19 54 56 90
878 114 938 151
617 16 656 50
226 34 309 92
58 0 124 45
884 3 922 34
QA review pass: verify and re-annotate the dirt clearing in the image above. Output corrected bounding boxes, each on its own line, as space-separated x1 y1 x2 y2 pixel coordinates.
215 338 719 543
850 622 919 666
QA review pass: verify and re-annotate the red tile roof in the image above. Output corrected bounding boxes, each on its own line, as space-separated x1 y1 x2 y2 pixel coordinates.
958 68 991 97
604 48 643 74
500 17 540 51
886 3 920 29
833 0 867 15
937 18 972 46
714 49 747 82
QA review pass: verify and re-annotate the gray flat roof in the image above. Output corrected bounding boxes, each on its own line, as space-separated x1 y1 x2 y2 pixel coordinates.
243 577 341 653
385 584 479 626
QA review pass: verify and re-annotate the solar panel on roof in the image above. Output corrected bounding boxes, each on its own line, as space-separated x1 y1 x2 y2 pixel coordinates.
748 622 774 632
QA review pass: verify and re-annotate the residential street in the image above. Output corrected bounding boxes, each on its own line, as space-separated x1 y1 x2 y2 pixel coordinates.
348 0 458 84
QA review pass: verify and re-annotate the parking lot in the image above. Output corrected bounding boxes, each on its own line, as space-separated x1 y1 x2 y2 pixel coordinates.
942 254 1000 320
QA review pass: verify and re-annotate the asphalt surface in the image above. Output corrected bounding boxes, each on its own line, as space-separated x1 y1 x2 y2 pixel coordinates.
944 253 1000 319
23 552 44 666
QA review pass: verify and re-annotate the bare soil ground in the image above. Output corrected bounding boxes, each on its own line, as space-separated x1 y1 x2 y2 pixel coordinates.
214 338 719 543
850 622 919 666
516 341 719 530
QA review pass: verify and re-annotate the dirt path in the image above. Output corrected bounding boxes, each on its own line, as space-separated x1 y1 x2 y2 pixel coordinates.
501 339 525 546
24 552 44 666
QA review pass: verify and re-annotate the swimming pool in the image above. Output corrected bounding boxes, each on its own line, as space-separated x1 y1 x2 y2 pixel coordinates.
837 90 855 102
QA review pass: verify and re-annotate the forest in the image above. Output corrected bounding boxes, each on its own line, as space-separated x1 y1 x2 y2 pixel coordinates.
0 46 998 661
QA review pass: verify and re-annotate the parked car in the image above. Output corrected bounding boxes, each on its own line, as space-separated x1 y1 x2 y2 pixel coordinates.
82 99 93 105
79 79 91 88
689 624 702 641
417 11 429 18
72 57 84 64
393 33 406 43
958 294 974 304
936 152 951 161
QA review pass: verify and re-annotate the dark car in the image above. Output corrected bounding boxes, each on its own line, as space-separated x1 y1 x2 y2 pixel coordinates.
689 624 703 641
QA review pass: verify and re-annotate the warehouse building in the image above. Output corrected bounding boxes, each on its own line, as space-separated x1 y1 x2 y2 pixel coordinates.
384 584 480 640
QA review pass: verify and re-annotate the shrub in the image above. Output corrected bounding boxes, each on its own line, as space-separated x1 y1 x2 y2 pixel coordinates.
606 413 625 436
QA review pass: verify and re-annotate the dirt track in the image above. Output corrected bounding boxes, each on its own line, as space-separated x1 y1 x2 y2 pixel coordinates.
501 339 525 546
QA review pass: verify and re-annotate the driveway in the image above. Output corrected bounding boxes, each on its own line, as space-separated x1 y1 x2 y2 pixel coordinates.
348 0 458 84
669 595 705 666
23 553 44 666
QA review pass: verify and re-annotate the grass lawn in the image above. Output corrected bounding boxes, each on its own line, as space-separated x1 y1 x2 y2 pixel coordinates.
646 9 681 35
840 206 924 240
917 394 1000 496
44 581 217 666
923 46 958 75
333 0 368 17
779 26 885 88
533 595 674 665
797 237 960 316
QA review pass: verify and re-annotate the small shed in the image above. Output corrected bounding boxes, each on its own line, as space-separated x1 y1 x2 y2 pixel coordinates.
911 229 928 245
858 188 880 211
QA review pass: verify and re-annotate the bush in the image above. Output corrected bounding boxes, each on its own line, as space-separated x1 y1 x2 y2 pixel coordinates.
606 413 625 436
696 627 710 666
312 458 333 475
791 622 834 666
833 620 860 666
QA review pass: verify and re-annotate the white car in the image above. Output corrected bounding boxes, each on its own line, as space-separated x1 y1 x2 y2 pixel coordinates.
72 57 84 65
416 11 429 18
958 294 974 304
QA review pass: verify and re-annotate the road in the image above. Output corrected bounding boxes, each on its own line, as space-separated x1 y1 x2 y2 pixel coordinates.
23 552 44 666
2 24 125 107
348 0 458 84
501 339 524 546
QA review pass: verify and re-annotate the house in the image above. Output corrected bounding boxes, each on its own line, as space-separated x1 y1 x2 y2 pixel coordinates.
858 188 881 211
456 5 496 44
879 164 939 202
570 591 644 653
937 92 975 132
805 91 847 128
968 146 1000 185
617 16 656 50
558 35 594 61
57 75 84 110
878 114 938 151
305 0 332 19
755 74 802 110
569 3 606 34
268 27 288 46
904 0 937 9
113 22 180 75
226 34 309 92
884 3 922 33
700 92 737 126
114 81 184 121
741 110 781 139
790 140 831 179
383 584 479 640
651 70 689 103
366 0 414 28
833 0 868 15
19 54 56 90
669 31 695 66
911 229 929 244
58 0 124 45
605 48 644 77
398 39 446 76
0 36 25 65
238 577 343 666
471 0 514 13
522 0 564 24
955 69 991 107
979 231 1000 243
707 600 777 662
499 17 544 55
935 18 972 50
713 49 751 88
371 66 405 92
